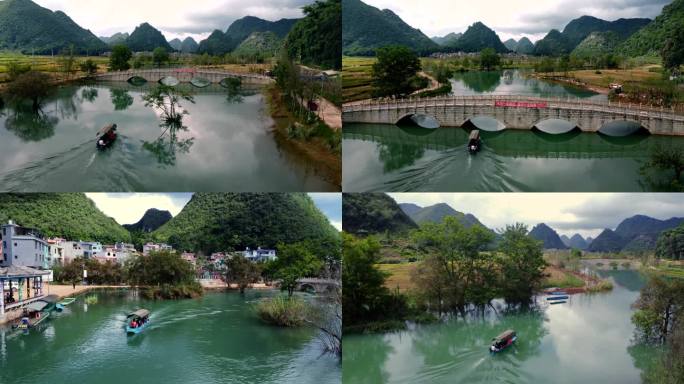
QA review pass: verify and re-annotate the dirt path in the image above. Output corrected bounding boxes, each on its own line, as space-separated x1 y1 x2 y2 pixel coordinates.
411 71 440 95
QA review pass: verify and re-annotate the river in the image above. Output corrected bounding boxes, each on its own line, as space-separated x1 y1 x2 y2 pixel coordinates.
0 290 340 384
342 270 658 384
0 83 336 192
343 70 681 192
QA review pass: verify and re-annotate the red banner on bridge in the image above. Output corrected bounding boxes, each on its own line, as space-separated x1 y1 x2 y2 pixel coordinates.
495 101 548 109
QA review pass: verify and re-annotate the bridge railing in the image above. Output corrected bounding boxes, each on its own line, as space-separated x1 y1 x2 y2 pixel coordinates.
94 68 272 81
342 94 684 120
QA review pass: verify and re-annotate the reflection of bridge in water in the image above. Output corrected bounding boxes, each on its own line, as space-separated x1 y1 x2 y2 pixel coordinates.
343 95 684 135
343 123 675 159
94 68 274 86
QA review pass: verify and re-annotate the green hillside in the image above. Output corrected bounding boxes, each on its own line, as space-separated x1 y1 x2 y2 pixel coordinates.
125 22 173 52
233 31 281 57
515 37 535 54
0 193 131 243
342 193 417 235
152 193 338 254
619 0 684 56
198 16 298 56
180 37 198 53
342 0 438 56
285 0 342 69
572 31 622 58
0 0 107 54
444 22 509 53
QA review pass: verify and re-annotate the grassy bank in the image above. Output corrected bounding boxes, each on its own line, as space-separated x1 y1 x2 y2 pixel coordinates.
265 84 341 188
254 295 311 327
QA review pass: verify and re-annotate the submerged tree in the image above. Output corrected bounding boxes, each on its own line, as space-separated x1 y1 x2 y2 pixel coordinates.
497 223 547 306
7 71 53 111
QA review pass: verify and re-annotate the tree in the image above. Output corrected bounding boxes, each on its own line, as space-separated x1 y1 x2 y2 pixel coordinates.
124 250 196 286
153 47 170 67
497 223 547 306
110 44 132 71
661 28 684 76
225 255 261 293
268 242 322 296
632 274 684 344
79 59 98 76
60 258 85 289
656 224 684 260
58 45 76 79
371 45 421 98
7 71 53 111
479 48 501 71
640 145 684 191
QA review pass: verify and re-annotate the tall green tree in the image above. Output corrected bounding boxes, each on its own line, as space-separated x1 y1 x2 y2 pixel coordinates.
7 71 53 111
661 28 684 76
632 274 684 344
153 47 170 67
656 224 684 260
225 255 261 293
269 242 323 296
371 45 421 98
285 0 341 69
110 44 132 71
479 48 501 70
497 223 547 306
125 250 196 286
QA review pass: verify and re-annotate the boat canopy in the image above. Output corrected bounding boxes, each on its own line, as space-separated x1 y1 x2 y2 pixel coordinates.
97 124 117 137
493 329 516 342
469 130 480 140
42 294 60 304
127 309 150 319
25 301 49 312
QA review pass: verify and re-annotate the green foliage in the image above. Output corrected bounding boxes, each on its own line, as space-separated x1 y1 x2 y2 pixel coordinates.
656 224 684 260
479 48 501 70
6 71 52 110
109 44 132 71
285 0 341 69
124 250 200 299
371 45 422 97
6 61 31 81
632 274 684 344
232 31 280 62
225 255 262 293
619 0 684 57
497 223 547 305
255 295 311 327
445 22 509 53
342 193 417 235
267 242 323 296
198 16 298 56
125 23 173 52
341 0 437 56
0 193 131 243
152 47 170 67
152 193 339 255
661 27 684 73
79 59 98 76
640 145 684 191
0 0 108 54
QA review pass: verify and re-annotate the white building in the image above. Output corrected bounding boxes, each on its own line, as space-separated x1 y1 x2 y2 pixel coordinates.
0 221 49 269
142 242 173 256
47 238 65 266
60 241 85 263
79 242 103 259
243 247 277 263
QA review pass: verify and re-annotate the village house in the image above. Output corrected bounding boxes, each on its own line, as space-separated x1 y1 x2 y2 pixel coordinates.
142 242 173 256
243 247 277 262
1 221 49 269
181 252 196 266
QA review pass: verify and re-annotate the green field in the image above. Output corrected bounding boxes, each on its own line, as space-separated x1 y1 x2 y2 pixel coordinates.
342 56 376 102
0 53 109 73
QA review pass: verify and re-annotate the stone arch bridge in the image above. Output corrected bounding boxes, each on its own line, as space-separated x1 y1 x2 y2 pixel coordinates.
94 68 274 85
295 278 340 294
343 95 684 136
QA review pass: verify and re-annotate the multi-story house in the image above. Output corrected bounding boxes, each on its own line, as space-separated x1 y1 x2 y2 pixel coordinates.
0 221 49 269
243 247 277 263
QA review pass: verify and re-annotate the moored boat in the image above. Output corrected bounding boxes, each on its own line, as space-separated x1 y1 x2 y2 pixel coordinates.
13 300 52 330
490 329 517 353
550 300 568 305
546 295 569 300
126 309 150 335
56 297 76 311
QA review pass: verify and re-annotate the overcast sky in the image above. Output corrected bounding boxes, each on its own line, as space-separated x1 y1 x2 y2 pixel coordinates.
389 193 684 238
86 193 342 231
362 0 670 42
35 0 311 41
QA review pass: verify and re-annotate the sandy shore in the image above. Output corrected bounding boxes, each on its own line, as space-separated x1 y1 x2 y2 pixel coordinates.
44 284 129 299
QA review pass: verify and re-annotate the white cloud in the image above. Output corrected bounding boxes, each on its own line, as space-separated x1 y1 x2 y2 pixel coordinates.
361 0 669 42
85 193 190 225
388 193 684 238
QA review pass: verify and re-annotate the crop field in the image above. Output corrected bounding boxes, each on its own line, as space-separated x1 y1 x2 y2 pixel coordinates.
0 53 109 73
342 56 376 102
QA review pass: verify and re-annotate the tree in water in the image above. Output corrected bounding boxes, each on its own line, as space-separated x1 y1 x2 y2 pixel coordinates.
266 242 322 297
497 223 547 307
640 144 684 191
225 254 261 294
7 71 53 111
4 101 58 142
371 45 421 98
141 85 196 166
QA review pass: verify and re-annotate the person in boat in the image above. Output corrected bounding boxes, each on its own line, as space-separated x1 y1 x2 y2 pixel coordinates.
98 124 117 147
130 320 138 328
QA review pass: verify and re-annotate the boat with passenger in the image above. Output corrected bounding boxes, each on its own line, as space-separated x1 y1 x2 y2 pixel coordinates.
96 124 118 150
490 329 517 353
467 130 482 154
126 309 150 334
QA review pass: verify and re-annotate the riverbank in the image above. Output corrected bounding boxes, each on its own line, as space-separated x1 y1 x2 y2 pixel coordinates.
265 84 341 189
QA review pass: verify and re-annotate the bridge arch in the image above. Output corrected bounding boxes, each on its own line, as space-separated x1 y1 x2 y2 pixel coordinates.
190 77 211 88
159 76 180 86
127 76 147 86
532 118 578 135
299 283 316 294
463 115 506 131
394 113 440 128
598 120 649 136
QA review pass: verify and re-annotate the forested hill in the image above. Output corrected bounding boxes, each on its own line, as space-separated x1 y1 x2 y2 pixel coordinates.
0 193 131 243
529 223 568 249
443 22 509 53
125 22 173 52
123 209 172 233
618 0 684 56
0 0 107 54
198 16 299 55
342 0 438 56
342 193 417 235
285 0 342 69
152 193 338 254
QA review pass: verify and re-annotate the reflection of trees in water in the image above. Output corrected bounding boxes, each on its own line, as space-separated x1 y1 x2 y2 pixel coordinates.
4 101 59 142
455 71 501 93
377 141 425 172
141 85 196 166
81 87 99 103
110 88 134 111
343 336 394 384
627 343 663 383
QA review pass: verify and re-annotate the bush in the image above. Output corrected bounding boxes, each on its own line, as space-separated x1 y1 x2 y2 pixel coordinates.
142 282 203 300
255 295 311 327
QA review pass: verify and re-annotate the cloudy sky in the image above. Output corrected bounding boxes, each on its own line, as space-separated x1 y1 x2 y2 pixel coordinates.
389 193 684 238
35 0 311 41
85 193 342 231
362 0 670 42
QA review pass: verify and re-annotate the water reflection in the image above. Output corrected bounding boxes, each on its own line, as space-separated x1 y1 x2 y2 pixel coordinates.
4 102 58 141
110 89 133 111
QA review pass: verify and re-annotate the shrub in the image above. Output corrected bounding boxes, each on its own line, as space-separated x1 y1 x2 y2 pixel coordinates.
255 295 311 327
